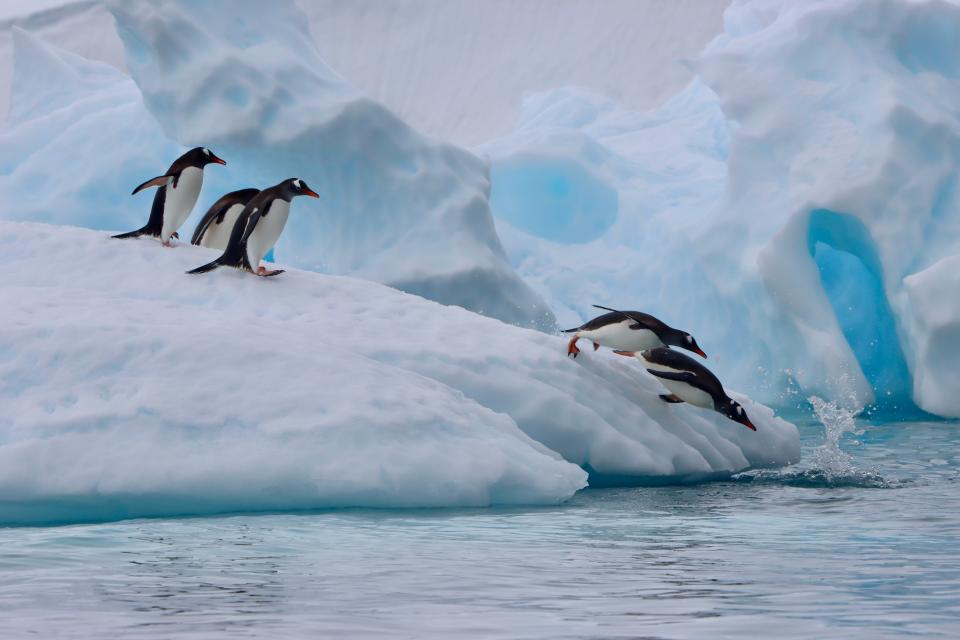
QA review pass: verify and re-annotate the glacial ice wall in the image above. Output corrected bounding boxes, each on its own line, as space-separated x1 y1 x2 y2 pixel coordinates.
482 0 960 417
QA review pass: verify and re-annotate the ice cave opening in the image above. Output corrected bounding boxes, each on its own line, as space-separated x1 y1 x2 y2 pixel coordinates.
806 209 915 413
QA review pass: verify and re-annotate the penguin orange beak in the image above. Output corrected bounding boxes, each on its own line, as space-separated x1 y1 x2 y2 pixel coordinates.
303 188 319 198
693 347 707 358
613 350 636 357
211 155 226 165
740 417 757 431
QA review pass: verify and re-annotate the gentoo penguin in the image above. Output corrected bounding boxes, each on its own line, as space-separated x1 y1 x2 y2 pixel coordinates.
563 305 707 359
615 347 756 430
186 178 319 277
113 147 226 246
190 188 260 250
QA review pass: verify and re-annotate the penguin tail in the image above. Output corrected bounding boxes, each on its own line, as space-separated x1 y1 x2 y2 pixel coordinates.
186 258 222 275
111 227 148 239
561 327 581 333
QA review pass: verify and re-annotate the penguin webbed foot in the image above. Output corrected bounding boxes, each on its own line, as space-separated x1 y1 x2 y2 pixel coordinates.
659 394 684 404
256 266 285 277
567 336 581 358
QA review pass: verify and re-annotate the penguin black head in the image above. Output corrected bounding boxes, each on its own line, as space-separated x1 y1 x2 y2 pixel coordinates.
183 147 227 167
666 330 707 358
278 178 320 201
718 398 756 431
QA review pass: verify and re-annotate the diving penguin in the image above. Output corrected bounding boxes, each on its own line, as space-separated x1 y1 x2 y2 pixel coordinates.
186 178 319 277
563 305 707 359
113 147 226 246
191 188 260 250
615 347 757 430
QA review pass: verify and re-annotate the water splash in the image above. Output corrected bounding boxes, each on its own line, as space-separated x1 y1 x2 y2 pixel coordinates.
808 385 862 481
735 376 891 488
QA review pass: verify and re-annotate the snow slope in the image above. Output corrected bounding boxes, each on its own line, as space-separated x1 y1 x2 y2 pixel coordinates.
0 221 798 525
482 0 960 417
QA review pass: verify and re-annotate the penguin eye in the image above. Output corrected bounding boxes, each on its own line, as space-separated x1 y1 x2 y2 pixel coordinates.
686 335 693 343
293 179 302 189
737 406 743 415
203 148 210 156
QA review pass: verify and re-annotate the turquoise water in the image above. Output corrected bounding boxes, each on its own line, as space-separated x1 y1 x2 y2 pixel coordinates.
1 418 958 639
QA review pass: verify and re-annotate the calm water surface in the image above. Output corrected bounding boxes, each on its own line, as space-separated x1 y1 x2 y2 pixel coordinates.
1 419 959 639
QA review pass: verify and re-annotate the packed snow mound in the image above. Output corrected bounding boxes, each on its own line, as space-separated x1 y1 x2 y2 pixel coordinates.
101 0 553 330
0 221 798 524
483 0 960 417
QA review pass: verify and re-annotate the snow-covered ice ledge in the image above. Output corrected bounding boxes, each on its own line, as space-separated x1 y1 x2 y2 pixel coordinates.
0 222 799 525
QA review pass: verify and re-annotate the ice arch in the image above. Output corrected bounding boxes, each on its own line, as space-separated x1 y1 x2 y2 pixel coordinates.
806 209 913 409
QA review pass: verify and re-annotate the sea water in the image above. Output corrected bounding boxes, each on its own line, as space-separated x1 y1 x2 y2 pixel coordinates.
1 415 958 639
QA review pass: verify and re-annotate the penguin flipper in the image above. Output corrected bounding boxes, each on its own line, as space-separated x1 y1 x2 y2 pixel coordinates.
646 369 697 384
131 175 172 195
646 369 714 397
190 205 229 245
239 207 264 245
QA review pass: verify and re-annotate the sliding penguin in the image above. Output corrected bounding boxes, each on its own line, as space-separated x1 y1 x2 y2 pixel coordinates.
113 147 226 246
615 347 756 430
563 305 706 359
186 178 319 277
191 188 260 250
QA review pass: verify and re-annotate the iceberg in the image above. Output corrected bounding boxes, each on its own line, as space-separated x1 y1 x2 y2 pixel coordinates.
0 221 799 524
482 0 960 417
0 4 553 330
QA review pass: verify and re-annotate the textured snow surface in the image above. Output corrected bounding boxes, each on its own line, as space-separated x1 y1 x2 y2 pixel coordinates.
483 0 960 417
0 221 798 524
0 2 553 330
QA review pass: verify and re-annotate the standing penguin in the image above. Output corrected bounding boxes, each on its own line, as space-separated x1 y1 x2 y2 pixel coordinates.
191 188 260 250
563 305 707 358
113 147 226 246
186 178 319 277
615 347 756 430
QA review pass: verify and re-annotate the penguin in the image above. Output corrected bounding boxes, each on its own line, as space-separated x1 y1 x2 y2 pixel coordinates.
563 305 706 359
113 147 226 246
190 188 260 250
614 347 756 430
186 178 319 277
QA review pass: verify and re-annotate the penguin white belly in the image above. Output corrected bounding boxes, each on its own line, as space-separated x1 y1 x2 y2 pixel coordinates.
641 359 715 409
580 320 662 350
161 167 203 242
201 204 245 251
246 199 290 269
